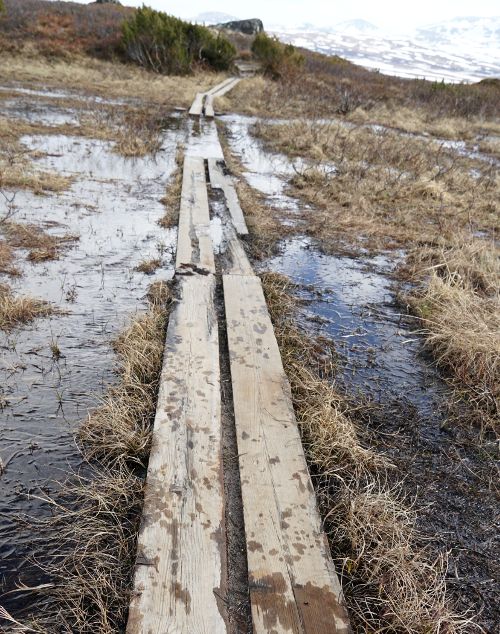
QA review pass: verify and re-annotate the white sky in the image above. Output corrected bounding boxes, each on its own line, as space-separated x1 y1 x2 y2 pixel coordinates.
63 1 499 32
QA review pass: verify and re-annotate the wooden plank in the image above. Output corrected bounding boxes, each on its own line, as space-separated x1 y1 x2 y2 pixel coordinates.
189 92 205 116
223 226 254 277
211 78 241 97
176 156 215 273
206 77 236 95
208 158 248 236
223 274 352 634
127 274 227 634
204 94 215 119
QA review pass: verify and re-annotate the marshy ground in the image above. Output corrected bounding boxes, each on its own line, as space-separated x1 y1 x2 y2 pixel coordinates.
217 105 499 631
0 75 186 626
0 43 498 634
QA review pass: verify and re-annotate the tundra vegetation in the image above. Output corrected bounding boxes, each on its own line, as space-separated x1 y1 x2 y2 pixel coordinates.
0 0 498 632
122 7 236 73
219 117 497 629
216 20 498 630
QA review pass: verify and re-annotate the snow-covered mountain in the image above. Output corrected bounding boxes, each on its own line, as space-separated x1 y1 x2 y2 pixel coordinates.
334 20 379 35
269 16 500 83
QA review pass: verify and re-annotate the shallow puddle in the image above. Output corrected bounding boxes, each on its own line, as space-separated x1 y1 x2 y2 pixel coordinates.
221 114 309 217
264 238 448 413
0 116 185 608
0 97 79 126
264 237 499 630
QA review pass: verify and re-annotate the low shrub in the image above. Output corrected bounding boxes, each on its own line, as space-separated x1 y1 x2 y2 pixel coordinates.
121 6 235 74
251 31 304 79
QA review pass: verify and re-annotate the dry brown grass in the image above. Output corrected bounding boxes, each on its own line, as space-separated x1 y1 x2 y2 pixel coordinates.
348 103 500 141
253 120 498 253
1 221 78 261
158 148 184 229
250 118 499 430
78 105 168 158
0 50 228 107
0 240 19 275
221 54 499 140
405 243 499 429
261 271 470 633
0 284 56 330
2 284 172 633
134 258 161 275
0 149 73 193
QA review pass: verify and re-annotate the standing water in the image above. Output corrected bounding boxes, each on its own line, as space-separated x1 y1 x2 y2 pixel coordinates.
0 94 187 612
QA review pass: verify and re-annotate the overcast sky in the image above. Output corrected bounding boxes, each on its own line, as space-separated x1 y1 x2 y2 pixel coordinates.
69 1 499 32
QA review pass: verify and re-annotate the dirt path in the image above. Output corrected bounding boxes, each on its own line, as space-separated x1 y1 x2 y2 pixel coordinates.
126 81 352 634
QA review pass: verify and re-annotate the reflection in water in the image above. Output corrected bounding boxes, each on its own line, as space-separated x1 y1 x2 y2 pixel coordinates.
0 121 185 597
265 237 447 415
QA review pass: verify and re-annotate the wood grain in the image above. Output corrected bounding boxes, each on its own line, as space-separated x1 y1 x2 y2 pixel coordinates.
127 274 227 634
223 274 352 634
208 158 249 236
176 156 215 273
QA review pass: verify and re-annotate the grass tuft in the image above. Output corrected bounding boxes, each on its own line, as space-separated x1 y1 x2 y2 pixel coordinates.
134 258 161 275
406 243 499 430
261 271 470 633
0 284 56 330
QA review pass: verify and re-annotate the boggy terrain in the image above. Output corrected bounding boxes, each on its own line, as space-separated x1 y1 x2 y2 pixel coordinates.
0 1 499 632
215 66 498 631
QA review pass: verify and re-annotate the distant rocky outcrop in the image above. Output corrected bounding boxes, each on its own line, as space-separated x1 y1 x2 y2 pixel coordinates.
216 19 264 36
94 0 122 5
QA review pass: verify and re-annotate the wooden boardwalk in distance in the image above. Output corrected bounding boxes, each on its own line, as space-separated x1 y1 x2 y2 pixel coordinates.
127 78 351 634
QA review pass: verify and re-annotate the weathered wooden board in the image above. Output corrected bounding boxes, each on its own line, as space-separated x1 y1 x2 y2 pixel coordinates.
127 274 227 634
176 156 215 273
223 274 352 634
204 94 215 118
189 92 205 116
222 226 254 277
211 77 240 97
189 79 238 119
206 77 236 95
208 158 249 236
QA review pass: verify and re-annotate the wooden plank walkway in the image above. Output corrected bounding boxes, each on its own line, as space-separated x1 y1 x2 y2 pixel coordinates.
189 78 241 118
128 73 351 633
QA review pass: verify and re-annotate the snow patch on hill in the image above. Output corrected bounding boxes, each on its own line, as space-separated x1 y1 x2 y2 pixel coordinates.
269 16 500 83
